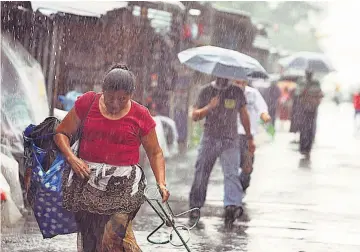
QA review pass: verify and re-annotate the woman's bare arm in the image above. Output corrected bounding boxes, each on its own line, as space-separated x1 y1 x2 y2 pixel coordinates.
54 108 90 179
141 129 169 201
54 108 81 161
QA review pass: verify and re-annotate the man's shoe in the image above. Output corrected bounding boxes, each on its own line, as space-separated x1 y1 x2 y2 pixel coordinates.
188 209 201 227
224 205 243 229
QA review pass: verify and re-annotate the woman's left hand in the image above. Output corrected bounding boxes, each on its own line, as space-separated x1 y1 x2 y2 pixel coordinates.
158 184 170 202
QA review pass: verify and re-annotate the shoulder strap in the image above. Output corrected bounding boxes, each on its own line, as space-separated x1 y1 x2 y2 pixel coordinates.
78 92 97 135
74 93 97 153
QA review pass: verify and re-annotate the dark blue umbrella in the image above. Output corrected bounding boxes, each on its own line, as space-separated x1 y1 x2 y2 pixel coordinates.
178 46 267 80
247 70 269 79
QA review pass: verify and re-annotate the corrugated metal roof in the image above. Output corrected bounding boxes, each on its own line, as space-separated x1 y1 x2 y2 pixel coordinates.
31 1 129 17
125 1 185 13
211 4 250 18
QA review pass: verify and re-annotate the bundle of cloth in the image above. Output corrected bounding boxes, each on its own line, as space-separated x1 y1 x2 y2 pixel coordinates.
0 152 24 226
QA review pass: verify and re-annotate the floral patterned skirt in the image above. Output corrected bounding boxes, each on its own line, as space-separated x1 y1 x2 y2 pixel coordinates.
62 161 147 251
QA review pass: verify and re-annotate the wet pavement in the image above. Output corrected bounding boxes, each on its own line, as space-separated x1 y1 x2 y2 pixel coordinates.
2 101 360 252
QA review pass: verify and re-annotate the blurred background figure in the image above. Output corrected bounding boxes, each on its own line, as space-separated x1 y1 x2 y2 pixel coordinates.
298 69 324 158
274 71 302 142
278 86 292 130
146 100 158 117
262 80 282 128
289 87 301 143
354 90 360 131
234 79 271 193
333 83 342 106
141 100 179 166
58 87 83 112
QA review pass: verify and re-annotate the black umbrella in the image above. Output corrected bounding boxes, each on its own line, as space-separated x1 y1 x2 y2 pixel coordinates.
247 70 269 79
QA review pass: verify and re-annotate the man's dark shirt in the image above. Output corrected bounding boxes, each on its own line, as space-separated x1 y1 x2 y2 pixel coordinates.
195 83 247 139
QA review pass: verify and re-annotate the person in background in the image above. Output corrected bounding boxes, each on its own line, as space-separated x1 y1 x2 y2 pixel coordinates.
263 80 281 127
140 101 169 167
278 87 292 130
333 84 342 105
146 101 157 117
58 85 83 111
298 69 324 159
233 79 271 193
353 90 360 131
146 101 179 158
189 77 254 228
289 81 303 144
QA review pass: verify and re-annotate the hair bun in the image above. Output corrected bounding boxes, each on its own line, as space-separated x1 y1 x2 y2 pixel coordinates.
110 63 129 71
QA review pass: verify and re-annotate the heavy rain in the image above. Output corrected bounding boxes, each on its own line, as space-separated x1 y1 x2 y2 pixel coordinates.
1 1 360 252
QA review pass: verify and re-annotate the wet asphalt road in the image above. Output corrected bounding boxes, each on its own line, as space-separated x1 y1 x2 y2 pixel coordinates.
2 101 360 252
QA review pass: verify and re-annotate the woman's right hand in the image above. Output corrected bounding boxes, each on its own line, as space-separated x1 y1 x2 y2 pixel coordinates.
67 156 90 179
158 184 170 203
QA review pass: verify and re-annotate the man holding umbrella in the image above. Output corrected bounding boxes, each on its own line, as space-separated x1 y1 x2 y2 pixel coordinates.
189 77 254 227
177 46 266 227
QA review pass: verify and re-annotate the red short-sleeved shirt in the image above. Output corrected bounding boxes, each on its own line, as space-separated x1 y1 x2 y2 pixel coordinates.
74 91 156 166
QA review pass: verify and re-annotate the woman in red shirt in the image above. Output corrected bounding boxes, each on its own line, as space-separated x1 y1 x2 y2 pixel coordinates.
55 64 169 252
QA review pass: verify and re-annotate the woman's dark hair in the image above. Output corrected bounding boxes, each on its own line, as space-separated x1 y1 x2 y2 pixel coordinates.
103 64 135 94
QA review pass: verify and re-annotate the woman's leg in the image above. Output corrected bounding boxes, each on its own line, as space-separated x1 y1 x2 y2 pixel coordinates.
123 221 141 251
75 211 110 252
101 212 141 252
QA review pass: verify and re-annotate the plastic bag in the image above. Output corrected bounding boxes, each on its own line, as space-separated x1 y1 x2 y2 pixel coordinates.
156 115 179 157
0 172 23 226
0 153 24 210
1 33 49 157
